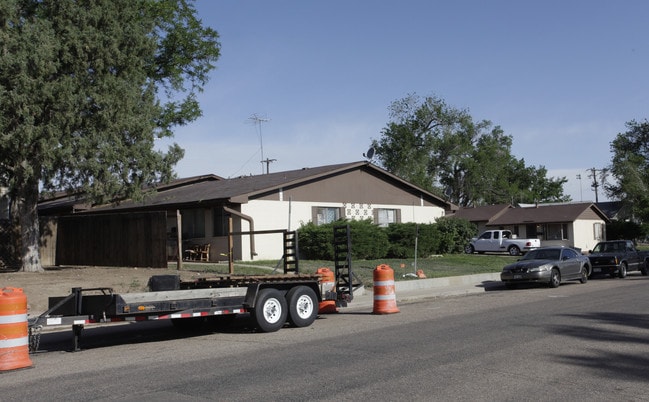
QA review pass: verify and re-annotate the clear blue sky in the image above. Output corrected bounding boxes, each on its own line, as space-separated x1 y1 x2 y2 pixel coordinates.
163 0 649 203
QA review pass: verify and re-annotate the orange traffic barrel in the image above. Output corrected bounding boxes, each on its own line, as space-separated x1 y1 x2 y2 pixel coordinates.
373 264 400 314
316 267 338 314
0 287 33 371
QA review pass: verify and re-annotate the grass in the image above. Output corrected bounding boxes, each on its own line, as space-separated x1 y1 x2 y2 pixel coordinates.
170 253 517 288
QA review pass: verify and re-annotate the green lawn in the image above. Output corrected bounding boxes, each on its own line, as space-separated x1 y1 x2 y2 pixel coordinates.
170 253 517 288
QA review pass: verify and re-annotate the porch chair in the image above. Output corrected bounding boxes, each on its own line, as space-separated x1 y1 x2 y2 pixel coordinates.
199 243 210 262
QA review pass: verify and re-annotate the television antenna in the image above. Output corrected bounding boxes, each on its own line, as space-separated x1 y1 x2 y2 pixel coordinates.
248 114 272 174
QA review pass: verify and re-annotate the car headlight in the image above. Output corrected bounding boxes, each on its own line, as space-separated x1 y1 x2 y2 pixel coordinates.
529 264 551 273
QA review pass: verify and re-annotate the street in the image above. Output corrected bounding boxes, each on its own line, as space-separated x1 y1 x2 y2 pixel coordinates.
3 276 649 401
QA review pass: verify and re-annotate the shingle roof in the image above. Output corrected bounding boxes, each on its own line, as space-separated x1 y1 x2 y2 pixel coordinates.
450 204 512 223
87 161 451 212
488 202 609 225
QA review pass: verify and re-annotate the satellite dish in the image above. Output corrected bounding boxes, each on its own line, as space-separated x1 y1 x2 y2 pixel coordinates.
444 186 453 197
363 147 375 160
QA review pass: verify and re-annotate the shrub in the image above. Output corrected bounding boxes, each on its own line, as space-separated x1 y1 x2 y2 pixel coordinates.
297 221 334 260
433 216 477 254
385 223 438 258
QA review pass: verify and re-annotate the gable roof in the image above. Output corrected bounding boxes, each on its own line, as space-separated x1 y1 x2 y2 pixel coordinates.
450 204 512 224
85 161 453 212
487 202 610 226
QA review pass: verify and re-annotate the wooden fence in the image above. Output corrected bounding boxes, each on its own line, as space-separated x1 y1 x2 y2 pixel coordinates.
55 212 168 268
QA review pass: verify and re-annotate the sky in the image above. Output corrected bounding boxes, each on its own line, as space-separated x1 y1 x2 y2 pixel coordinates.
160 0 649 203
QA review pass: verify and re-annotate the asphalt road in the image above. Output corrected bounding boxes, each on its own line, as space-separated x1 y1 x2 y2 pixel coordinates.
3 276 649 401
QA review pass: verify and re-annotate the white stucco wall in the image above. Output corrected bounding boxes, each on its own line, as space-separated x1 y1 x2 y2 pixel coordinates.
239 200 445 260
572 218 605 252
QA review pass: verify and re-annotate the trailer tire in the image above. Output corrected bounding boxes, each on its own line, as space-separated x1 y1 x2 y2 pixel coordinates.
252 288 287 332
286 286 318 328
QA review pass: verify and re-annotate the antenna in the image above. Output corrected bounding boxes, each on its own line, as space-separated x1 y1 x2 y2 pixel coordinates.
248 114 271 174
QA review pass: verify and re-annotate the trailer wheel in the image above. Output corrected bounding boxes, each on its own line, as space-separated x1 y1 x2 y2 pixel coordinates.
253 288 287 332
286 286 318 328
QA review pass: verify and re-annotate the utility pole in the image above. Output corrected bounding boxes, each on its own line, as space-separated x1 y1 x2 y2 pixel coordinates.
588 167 608 203
261 158 276 174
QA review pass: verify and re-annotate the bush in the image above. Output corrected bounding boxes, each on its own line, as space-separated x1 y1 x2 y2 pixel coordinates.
297 216 478 260
298 219 389 260
385 223 438 258
298 222 334 260
347 219 389 260
433 217 477 254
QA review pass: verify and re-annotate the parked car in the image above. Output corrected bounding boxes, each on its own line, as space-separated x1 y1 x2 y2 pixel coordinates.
465 230 540 256
587 240 649 278
501 246 590 288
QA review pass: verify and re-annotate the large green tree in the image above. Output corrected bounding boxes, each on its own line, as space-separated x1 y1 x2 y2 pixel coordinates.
0 0 220 271
607 119 649 222
372 94 569 206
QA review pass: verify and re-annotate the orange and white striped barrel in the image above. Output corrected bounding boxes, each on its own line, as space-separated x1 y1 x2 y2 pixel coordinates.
0 287 33 371
372 264 399 314
316 267 338 313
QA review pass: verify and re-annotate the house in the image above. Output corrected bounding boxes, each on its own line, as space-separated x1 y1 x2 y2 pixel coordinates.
451 202 609 252
39 161 454 266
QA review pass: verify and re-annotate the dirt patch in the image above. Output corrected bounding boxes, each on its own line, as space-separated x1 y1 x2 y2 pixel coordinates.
1 266 200 317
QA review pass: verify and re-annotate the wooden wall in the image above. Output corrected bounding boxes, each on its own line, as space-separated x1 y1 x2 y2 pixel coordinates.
55 212 167 268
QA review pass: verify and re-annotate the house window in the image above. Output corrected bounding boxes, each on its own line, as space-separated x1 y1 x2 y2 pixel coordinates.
545 223 569 240
181 209 205 238
593 222 604 240
374 208 400 227
313 207 342 225
213 207 228 237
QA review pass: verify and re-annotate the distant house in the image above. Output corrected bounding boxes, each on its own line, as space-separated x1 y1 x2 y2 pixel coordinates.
39 161 454 265
450 202 609 252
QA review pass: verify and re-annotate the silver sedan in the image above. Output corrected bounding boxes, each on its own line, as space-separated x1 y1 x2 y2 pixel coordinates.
501 247 590 288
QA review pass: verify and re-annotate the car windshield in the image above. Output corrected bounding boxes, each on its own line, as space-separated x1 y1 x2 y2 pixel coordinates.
522 249 561 261
592 242 624 253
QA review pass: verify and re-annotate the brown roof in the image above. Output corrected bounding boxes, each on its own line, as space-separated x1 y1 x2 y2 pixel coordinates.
450 204 512 223
488 203 610 225
86 161 452 212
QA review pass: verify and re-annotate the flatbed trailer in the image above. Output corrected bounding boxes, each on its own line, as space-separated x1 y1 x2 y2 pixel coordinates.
28 273 324 351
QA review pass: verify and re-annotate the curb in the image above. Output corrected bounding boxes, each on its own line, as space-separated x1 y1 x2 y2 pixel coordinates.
346 272 503 310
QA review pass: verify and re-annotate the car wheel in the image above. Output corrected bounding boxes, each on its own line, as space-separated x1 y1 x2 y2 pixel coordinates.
464 244 474 254
579 266 588 284
618 262 628 279
549 268 561 288
508 245 521 256
641 262 648 276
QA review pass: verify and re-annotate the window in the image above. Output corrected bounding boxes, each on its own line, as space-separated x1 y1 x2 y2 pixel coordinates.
374 208 400 227
593 223 603 240
479 232 492 240
313 207 342 225
181 209 205 238
561 248 578 260
213 207 228 237
545 223 568 240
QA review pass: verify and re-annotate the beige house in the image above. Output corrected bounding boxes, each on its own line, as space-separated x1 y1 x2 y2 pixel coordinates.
40 161 453 265
451 203 610 252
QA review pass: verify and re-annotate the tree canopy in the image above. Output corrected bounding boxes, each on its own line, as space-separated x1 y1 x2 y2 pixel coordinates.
0 0 220 271
607 119 649 222
371 94 569 207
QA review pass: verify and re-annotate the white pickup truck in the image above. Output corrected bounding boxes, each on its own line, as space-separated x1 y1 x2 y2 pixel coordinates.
465 230 540 256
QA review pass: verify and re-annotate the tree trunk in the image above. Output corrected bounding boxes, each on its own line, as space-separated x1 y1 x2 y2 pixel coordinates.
11 179 43 272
